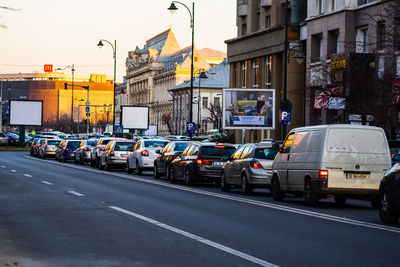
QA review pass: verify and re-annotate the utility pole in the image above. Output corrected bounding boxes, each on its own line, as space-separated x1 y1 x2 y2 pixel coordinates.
0 82 3 132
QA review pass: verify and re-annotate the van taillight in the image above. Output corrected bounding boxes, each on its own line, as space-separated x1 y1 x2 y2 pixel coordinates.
318 170 328 179
196 159 210 165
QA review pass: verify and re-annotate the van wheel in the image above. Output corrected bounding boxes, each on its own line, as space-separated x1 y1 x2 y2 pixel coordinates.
305 180 319 206
220 172 230 192
184 168 193 186
241 174 252 195
334 195 347 207
379 187 399 224
271 177 284 201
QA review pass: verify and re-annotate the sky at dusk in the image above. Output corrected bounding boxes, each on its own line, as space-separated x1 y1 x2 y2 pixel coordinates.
0 0 237 82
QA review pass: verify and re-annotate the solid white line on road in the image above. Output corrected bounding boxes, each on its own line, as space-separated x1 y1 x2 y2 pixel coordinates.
24 155 400 234
40 181 53 185
1 166 6 168
24 174 32 177
68 191 84 197
10 169 17 173
110 206 278 267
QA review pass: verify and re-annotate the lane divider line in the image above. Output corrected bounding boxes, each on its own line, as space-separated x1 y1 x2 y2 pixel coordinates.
24 174 32 177
24 155 400 234
10 169 17 173
68 191 84 197
1 166 6 168
110 206 278 267
40 181 53 185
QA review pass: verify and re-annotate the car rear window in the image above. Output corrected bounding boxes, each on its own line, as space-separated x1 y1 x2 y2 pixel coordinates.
87 140 97 146
48 140 61 146
115 142 135 151
200 146 236 157
144 141 169 148
0 133 5 137
254 148 278 160
67 141 82 148
175 142 190 151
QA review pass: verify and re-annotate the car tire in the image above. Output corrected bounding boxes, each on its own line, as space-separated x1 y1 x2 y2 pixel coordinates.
241 174 252 195
154 164 161 179
271 177 284 201
90 159 96 167
106 160 111 171
99 161 104 170
304 179 319 206
74 156 79 164
96 158 101 168
379 187 399 224
127 161 133 174
166 165 171 180
42 155 46 160
334 195 347 207
184 167 193 186
371 196 379 209
169 166 176 183
136 161 142 175
62 156 66 163
220 172 230 192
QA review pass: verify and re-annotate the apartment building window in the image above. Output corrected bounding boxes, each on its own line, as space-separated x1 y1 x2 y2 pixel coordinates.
328 29 339 56
356 26 368 53
330 0 337 11
242 23 247 35
311 33 323 61
232 63 238 87
241 61 247 88
357 0 376 6
252 58 260 87
214 97 220 107
266 56 272 88
317 0 323 14
265 15 271 28
202 97 208 108
377 21 385 51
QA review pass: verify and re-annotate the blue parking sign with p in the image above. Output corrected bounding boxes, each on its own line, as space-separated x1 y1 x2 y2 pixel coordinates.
279 110 291 125
186 122 196 134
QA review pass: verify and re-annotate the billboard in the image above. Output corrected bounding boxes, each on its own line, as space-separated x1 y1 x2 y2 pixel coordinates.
121 106 149 130
223 89 275 130
10 100 43 126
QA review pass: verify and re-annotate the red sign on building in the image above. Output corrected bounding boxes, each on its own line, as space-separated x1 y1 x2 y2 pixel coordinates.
44 64 53 72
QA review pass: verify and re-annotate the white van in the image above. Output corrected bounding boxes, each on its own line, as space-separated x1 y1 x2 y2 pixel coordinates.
271 125 391 206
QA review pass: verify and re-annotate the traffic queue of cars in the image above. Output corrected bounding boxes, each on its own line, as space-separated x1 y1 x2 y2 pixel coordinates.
27 125 400 225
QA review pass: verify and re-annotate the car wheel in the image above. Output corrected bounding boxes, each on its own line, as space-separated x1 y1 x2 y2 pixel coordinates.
334 195 347 207
39 153 43 159
90 159 95 167
371 196 379 209
154 164 160 179
136 161 142 175
127 161 133 174
42 154 46 160
220 172 230 192
241 173 252 195
106 160 111 171
169 166 176 183
96 158 101 168
304 179 319 206
184 167 192 186
99 160 104 170
166 165 171 180
74 156 79 164
379 187 399 224
271 177 284 201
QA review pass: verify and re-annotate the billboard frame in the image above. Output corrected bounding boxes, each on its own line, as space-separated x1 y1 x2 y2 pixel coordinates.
120 105 149 130
222 88 275 130
9 99 43 127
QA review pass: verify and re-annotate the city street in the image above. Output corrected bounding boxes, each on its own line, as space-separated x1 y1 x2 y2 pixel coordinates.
0 151 399 267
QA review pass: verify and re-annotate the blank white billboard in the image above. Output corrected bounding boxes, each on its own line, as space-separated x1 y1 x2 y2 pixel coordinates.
121 106 149 130
10 100 43 126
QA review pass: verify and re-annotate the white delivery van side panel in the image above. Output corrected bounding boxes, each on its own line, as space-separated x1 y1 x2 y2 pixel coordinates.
322 126 391 190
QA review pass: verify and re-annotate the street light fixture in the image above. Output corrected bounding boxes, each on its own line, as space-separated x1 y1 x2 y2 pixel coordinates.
168 1 195 137
97 39 117 136
56 64 75 133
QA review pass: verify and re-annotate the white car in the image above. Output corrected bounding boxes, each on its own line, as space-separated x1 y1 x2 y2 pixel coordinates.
127 139 169 174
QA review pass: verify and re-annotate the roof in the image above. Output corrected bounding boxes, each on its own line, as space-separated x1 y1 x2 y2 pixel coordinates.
160 46 192 71
197 48 226 58
144 29 171 53
169 59 229 91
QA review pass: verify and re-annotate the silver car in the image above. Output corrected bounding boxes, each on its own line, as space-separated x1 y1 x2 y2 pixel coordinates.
90 137 118 168
221 143 278 194
39 139 62 159
127 139 169 174
0 133 8 146
75 139 98 165
99 140 135 171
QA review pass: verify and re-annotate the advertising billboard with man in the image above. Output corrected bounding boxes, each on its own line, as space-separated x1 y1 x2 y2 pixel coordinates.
223 89 275 130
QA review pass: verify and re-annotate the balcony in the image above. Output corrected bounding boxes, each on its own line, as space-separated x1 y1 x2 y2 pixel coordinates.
238 2 248 17
261 0 272 7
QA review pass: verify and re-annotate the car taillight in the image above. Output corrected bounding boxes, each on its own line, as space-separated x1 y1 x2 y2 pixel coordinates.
172 155 177 159
318 170 329 179
251 162 263 169
65 148 69 151
110 151 115 156
141 150 149 156
101 147 105 151
196 159 210 165
84 148 91 151
214 145 225 149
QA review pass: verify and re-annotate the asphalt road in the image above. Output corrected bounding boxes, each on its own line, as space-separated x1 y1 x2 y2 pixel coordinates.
0 152 399 267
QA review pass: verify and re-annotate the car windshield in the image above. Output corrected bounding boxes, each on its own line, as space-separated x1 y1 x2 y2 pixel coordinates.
200 146 236 157
48 140 61 146
175 142 190 151
87 140 97 146
144 141 168 148
67 141 81 148
254 148 278 160
115 142 135 151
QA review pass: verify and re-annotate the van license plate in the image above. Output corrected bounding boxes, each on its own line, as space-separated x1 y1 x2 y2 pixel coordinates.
346 173 369 180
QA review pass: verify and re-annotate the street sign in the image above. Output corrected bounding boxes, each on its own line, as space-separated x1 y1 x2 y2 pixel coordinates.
44 64 53 72
279 110 291 125
5 108 9 115
85 106 90 113
86 112 90 117
186 122 196 134
85 101 90 106
115 125 123 134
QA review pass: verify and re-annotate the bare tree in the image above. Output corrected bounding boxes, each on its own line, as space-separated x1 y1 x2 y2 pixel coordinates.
205 103 222 130
161 112 172 134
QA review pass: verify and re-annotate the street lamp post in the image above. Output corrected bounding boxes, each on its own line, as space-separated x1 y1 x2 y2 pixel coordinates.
168 1 195 137
196 71 207 136
57 64 75 133
97 39 117 136
7 86 11 127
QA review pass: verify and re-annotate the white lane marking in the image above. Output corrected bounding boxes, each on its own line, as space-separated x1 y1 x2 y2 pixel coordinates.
10 169 17 173
68 190 84 197
110 206 277 267
25 156 400 234
1 166 6 168
40 181 53 185
24 174 32 177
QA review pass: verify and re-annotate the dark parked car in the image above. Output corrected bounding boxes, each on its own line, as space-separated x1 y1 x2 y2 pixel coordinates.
378 163 400 224
169 143 236 185
221 143 278 194
5 132 19 146
0 132 7 146
154 141 193 179
74 139 98 165
57 140 82 162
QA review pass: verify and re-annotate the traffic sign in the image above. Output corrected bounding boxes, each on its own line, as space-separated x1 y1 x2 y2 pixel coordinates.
5 108 9 115
279 110 291 125
186 122 196 134
85 106 90 113
115 125 123 134
85 101 90 106
86 112 90 117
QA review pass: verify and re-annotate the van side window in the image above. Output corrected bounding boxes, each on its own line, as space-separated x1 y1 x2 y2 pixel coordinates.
292 131 310 153
282 133 295 153
306 131 324 152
